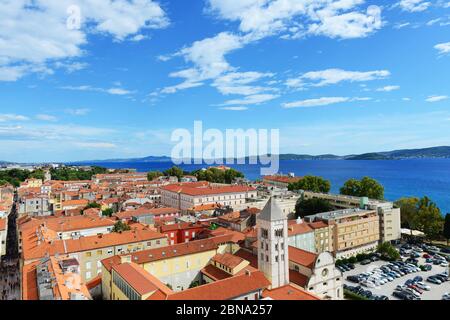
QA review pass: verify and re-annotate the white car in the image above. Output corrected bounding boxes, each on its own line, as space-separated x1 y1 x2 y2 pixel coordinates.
442 293 450 300
361 280 376 288
415 282 431 291
440 262 449 267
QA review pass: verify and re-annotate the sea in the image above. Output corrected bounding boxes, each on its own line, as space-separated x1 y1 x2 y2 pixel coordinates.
75 159 450 214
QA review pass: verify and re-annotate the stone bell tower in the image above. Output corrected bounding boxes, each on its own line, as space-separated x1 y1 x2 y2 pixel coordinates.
257 197 289 289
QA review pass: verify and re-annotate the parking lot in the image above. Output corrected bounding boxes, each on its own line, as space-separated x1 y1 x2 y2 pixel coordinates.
343 257 450 300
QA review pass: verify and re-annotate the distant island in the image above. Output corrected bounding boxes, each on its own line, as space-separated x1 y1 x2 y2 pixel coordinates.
70 146 450 164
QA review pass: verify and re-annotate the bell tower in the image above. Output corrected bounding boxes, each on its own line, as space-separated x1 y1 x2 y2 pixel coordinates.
257 197 289 289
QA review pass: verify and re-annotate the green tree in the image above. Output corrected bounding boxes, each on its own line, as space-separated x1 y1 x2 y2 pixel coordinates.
147 171 163 181
102 208 114 217
414 197 444 240
444 213 450 246
112 221 131 233
192 168 244 184
85 202 101 209
340 176 384 200
395 197 420 232
288 175 331 193
163 166 184 179
377 242 400 261
295 198 333 218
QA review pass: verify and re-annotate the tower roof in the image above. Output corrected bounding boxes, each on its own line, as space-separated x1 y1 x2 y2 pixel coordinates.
258 197 285 222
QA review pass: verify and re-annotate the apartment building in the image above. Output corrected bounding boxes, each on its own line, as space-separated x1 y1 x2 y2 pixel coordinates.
305 208 380 258
160 182 257 212
19 217 169 282
302 191 401 243
18 194 51 216
22 255 91 300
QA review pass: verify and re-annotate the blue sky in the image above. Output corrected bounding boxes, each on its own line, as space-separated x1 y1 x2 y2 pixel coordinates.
0 0 450 162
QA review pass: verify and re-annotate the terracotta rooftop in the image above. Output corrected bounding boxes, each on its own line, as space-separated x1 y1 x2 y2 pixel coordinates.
129 238 218 264
308 221 329 229
262 285 319 300
289 270 310 288
112 262 173 296
201 264 257 281
288 246 318 268
212 253 246 269
0 218 6 231
115 207 179 220
21 226 166 261
167 270 270 300
288 220 314 236
161 182 256 196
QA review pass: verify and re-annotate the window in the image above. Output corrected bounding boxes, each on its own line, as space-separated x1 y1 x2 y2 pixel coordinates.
86 262 92 269
85 271 92 279
97 250 102 255
85 252 91 257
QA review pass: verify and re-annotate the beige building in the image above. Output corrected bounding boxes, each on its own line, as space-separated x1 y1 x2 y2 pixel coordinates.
305 208 380 258
160 182 257 212
302 191 401 243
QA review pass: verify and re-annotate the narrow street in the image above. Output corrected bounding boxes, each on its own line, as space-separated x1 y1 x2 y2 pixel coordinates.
0 192 20 300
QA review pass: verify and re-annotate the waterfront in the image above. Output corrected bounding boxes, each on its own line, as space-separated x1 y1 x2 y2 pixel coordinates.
75 159 450 214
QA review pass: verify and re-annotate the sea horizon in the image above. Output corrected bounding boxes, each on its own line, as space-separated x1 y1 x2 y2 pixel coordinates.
72 158 450 215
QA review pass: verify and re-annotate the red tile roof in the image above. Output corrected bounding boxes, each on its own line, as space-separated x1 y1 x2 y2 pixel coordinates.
287 220 314 236
289 270 309 288
0 218 6 231
161 183 256 196
288 246 318 268
167 271 270 300
262 285 319 300
129 238 218 264
212 253 245 269
112 262 173 296
308 221 329 229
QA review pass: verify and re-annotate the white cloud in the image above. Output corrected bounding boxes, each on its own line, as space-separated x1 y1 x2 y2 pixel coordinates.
283 97 350 108
376 85 400 92
206 0 382 40
397 0 431 12
213 71 275 95
220 94 280 106
434 42 450 55
60 85 134 96
426 95 448 102
220 106 249 111
0 114 29 122
36 114 58 122
0 0 168 81
283 96 371 108
65 108 90 116
286 68 390 88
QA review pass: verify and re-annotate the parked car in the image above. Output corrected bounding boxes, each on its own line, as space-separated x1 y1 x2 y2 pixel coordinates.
361 259 371 265
347 275 360 283
415 282 431 291
427 276 442 285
